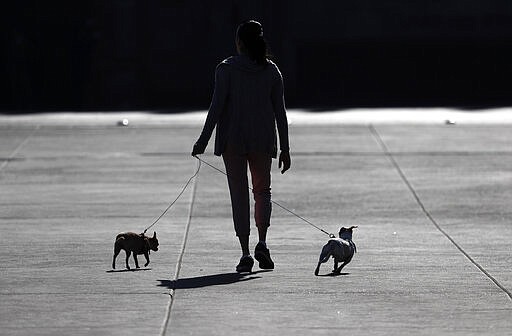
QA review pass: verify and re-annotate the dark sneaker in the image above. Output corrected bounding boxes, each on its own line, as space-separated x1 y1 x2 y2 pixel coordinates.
254 242 274 270
236 255 254 273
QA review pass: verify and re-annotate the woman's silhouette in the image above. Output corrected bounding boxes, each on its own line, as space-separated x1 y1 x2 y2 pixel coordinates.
192 20 290 273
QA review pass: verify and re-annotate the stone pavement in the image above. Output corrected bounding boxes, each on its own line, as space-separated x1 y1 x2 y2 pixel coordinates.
0 110 511 335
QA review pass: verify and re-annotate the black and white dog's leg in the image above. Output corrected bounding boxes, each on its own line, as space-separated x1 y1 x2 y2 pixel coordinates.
333 262 346 274
334 258 352 274
314 251 331 276
314 262 322 276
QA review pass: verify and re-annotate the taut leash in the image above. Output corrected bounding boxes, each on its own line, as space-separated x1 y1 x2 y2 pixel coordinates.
193 155 334 238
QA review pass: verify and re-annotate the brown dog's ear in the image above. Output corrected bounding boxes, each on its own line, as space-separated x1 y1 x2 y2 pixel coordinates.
153 231 157 238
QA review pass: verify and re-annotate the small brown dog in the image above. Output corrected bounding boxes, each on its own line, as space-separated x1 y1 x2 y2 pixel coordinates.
112 231 159 270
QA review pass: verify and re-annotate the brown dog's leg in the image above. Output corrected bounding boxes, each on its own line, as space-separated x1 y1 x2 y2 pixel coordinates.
125 251 131 270
133 254 140 268
143 251 150 267
112 245 121 269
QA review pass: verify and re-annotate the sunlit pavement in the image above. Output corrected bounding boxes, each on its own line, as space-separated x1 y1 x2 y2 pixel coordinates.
1 109 511 335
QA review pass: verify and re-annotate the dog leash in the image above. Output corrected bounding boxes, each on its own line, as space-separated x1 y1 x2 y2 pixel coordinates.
142 158 201 234
144 155 334 238
193 155 335 238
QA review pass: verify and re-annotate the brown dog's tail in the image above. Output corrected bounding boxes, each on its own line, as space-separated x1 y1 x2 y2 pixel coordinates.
114 236 125 252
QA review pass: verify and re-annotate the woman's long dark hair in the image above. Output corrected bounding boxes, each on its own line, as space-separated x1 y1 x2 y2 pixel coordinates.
236 20 270 65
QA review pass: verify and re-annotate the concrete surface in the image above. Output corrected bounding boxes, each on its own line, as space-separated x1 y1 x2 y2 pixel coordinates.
0 109 511 335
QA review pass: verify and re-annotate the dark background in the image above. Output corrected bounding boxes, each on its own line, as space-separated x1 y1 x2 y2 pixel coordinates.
2 0 512 112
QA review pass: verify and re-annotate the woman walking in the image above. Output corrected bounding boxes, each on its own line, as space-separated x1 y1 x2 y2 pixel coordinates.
192 20 291 273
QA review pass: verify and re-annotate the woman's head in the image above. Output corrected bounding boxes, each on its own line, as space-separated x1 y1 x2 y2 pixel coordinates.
236 20 269 65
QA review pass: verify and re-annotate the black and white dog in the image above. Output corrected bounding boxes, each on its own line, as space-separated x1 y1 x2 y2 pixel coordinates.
314 226 357 276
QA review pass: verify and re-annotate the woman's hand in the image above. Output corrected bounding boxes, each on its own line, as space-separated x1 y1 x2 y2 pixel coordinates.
278 150 291 174
191 141 206 156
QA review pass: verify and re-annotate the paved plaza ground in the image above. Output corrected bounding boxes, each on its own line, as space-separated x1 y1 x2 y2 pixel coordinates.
1 109 511 335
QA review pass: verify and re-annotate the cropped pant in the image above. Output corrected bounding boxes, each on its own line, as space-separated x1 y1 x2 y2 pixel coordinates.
222 149 272 237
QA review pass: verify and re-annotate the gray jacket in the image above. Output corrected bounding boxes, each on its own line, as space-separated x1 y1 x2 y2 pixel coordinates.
197 55 289 158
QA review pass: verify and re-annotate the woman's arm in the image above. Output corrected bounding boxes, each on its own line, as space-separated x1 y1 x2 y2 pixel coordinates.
271 66 291 173
271 68 290 153
192 64 229 155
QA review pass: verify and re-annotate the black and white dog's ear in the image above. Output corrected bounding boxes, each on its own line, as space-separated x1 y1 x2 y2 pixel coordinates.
349 226 358 230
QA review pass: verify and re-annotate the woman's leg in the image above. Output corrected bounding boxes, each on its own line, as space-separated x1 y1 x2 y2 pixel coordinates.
248 152 274 269
248 152 272 242
222 151 251 256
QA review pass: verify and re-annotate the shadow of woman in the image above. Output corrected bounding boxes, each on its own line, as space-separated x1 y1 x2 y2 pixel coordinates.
157 270 271 290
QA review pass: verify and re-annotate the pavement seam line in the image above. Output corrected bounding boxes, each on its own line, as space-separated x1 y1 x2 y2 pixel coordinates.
0 125 39 172
368 124 512 302
159 159 199 336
